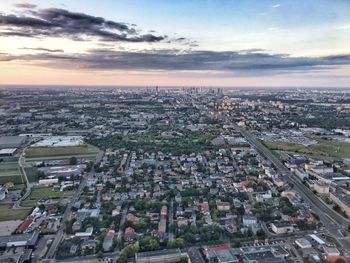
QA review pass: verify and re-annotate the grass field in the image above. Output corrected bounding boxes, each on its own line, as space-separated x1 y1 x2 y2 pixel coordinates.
264 139 350 159
25 145 99 159
0 161 23 184
24 167 39 183
27 187 63 200
0 163 19 170
0 204 32 221
25 154 98 162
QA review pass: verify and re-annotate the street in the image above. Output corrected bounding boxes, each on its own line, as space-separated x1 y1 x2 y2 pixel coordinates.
234 124 350 255
45 150 104 259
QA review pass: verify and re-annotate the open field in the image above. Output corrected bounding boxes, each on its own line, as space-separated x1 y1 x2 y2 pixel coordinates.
22 186 63 207
0 220 22 235
25 154 98 162
1 157 19 162
0 169 21 176
24 167 39 183
0 161 23 184
263 139 350 159
0 162 19 170
27 186 63 200
0 204 32 221
25 145 99 158
25 145 99 163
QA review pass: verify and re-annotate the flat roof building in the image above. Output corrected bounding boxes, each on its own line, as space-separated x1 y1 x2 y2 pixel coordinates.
0 136 26 149
309 234 325 245
243 250 285 263
211 249 239 263
0 148 17 157
295 238 312 249
0 230 39 248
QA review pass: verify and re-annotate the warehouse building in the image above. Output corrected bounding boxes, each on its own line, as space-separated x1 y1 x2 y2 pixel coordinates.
0 136 26 149
295 238 312 249
0 230 40 248
0 148 17 157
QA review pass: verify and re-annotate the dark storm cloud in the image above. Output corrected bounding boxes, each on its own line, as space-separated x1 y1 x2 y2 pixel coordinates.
3 49 350 75
0 8 166 42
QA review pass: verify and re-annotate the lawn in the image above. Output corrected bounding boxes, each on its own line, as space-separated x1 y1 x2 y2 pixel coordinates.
25 145 99 158
24 167 39 183
0 204 32 221
27 186 63 200
263 139 350 159
0 162 19 170
0 161 23 184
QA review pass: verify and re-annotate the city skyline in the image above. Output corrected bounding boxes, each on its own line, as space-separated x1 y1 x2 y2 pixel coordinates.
1 0 350 87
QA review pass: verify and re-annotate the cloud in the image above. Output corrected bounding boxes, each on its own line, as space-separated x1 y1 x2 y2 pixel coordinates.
3 49 350 76
0 8 166 43
272 4 281 8
20 47 64 53
0 52 16 61
14 2 37 9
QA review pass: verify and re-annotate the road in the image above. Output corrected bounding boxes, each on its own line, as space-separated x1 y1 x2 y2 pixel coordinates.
45 150 104 259
117 207 128 239
187 247 205 263
55 251 119 263
233 124 350 254
168 198 174 241
32 234 55 262
45 177 87 259
14 146 32 208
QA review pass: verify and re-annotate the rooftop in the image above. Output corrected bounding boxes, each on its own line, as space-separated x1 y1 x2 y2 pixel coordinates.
0 136 25 149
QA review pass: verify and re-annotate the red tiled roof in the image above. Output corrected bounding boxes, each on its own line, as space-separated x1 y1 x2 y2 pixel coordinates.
206 243 230 251
17 217 33 233
326 255 348 263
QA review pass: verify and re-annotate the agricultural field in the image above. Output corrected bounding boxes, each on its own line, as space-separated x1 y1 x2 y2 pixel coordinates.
263 139 350 159
25 145 99 161
0 204 32 221
0 159 23 185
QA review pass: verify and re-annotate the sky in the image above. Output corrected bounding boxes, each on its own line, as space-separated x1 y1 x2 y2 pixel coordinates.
0 0 350 87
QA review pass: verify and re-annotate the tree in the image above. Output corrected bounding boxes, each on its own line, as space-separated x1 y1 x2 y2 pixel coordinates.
335 259 346 263
97 251 104 258
139 236 160 252
69 156 77 165
333 204 341 213
116 253 127 263
167 238 185 248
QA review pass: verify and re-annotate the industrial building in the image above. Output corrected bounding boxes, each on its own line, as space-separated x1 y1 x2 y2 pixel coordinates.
0 248 32 263
0 148 17 157
295 238 312 249
0 231 40 248
270 222 294 234
0 136 26 149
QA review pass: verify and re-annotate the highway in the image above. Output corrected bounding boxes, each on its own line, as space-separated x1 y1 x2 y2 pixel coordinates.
233 124 350 253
